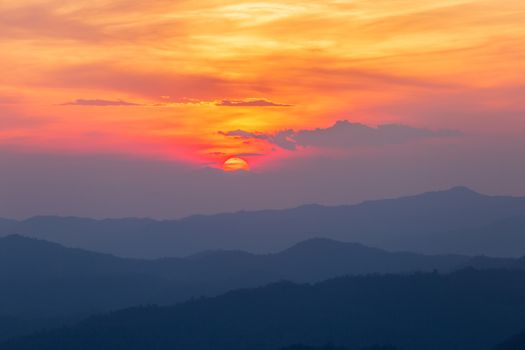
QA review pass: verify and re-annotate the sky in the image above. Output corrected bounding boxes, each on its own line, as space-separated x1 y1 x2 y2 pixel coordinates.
1 0 524 218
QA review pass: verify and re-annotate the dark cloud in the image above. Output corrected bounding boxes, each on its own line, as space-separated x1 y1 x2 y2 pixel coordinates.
216 99 292 107
237 153 265 157
159 98 292 107
219 130 268 139
62 99 141 106
221 120 462 151
208 151 264 158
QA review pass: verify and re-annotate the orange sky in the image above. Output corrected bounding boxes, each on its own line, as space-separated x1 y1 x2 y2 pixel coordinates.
1 0 524 169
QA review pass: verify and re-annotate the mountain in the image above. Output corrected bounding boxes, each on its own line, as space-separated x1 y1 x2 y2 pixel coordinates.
1 187 525 258
455 255 515 270
493 330 525 350
0 316 52 344
281 345 401 350
0 235 184 320
0 218 17 231
0 235 472 319
4 269 525 350
8 234 521 342
251 238 467 281
405 216 525 256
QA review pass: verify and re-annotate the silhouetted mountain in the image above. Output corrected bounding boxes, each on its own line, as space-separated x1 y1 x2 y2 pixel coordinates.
7 233 518 342
0 218 16 231
261 238 467 281
0 317 44 343
4 233 525 342
511 256 525 269
0 235 201 340
0 315 73 344
493 329 525 350
0 234 147 278
4 269 525 350
0 235 471 318
0 235 183 319
455 255 515 270
1 187 525 257
407 216 525 256
280 345 401 350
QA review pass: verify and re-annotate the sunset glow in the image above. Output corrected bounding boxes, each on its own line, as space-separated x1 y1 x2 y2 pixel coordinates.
1 0 525 170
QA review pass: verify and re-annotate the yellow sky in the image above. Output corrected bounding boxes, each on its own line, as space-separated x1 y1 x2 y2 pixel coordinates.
1 0 524 168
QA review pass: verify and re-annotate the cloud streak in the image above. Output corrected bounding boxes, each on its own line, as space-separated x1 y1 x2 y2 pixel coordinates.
221 120 462 151
216 99 292 107
62 99 141 106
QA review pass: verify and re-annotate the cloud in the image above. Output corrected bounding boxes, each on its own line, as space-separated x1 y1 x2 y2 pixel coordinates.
216 99 292 107
208 151 227 156
208 151 263 157
169 98 205 105
62 99 141 106
0 1 187 43
221 120 462 151
237 152 265 157
48 64 234 100
219 130 267 139
0 3 103 41
156 98 292 107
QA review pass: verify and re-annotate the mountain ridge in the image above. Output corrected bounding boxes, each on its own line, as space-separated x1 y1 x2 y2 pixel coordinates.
0 234 481 342
4 269 525 350
1 187 525 258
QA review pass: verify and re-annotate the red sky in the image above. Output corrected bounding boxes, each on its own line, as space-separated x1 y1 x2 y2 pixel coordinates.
0 0 524 217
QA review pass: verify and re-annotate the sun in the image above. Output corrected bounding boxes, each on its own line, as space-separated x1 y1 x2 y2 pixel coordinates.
223 157 250 172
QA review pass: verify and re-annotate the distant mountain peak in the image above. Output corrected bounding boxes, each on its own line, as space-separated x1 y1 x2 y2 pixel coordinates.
412 186 482 200
0 234 70 250
186 249 255 260
447 186 479 194
1 234 34 243
292 237 347 247
283 238 370 255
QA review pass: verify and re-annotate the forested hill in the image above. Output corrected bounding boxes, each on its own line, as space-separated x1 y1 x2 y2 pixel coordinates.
4 269 525 350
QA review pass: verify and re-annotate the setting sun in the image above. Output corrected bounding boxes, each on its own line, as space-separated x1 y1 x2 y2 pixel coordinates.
223 157 250 172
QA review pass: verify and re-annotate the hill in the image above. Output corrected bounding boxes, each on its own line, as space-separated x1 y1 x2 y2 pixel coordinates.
406 216 525 256
3 269 525 350
0 235 472 318
281 345 401 350
493 330 525 350
1 187 525 257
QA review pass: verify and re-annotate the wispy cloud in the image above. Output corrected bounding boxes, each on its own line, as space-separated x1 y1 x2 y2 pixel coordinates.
216 99 291 107
221 120 462 151
0 3 103 41
162 98 292 107
47 64 232 100
62 99 141 106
